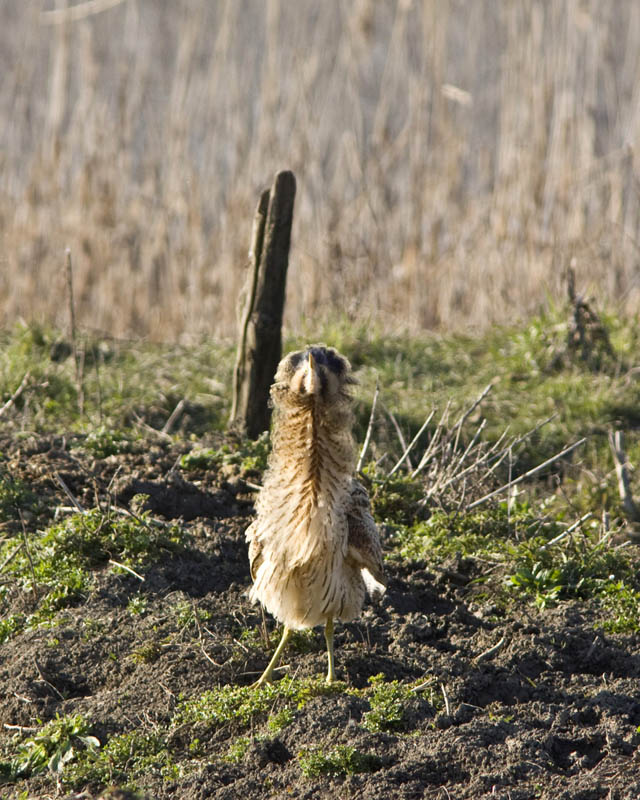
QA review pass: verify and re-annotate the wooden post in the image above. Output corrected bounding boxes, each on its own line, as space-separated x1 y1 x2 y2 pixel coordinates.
230 170 296 438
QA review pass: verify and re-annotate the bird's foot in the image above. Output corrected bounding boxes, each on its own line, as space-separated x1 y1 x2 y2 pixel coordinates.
252 625 291 688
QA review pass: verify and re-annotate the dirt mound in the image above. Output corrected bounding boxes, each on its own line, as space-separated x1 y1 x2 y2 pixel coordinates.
1 435 639 799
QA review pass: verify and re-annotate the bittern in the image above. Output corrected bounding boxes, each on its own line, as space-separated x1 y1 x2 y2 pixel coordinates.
246 345 385 685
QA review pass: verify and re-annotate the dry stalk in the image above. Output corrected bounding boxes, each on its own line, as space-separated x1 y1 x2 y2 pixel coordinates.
356 379 380 473
474 636 507 664
55 471 86 513
466 437 587 511
388 408 435 477
66 248 85 414
384 404 415 472
41 0 127 24
540 512 594 551
608 430 640 522
0 372 30 420
162 398 187 435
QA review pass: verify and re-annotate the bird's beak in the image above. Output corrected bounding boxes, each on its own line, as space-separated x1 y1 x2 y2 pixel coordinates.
303 351 321 395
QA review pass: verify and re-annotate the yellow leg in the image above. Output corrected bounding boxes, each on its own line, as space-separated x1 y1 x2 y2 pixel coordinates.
253 626 291 687
324 618 336 684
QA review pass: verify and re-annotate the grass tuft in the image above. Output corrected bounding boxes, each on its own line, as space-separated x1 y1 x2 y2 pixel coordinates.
298 745 382 778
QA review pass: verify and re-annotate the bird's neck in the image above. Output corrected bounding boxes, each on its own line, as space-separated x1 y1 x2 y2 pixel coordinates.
267 395 354 510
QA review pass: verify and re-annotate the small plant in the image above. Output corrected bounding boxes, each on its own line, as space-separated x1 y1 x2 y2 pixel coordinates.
5 714 99 780
180 432 271 476
224 737 251 764
267 708 294 733
130 641 162 664
127 594 148 616
0 471 33 522
507 562 564 609
370 472 425 526
66 729 176 788
363 674 414 733
0 507 186 643
0 615 22 645
179 447 222 471
171 599 211 629
600 581 640 634
80 426 135 457
298 745 382 778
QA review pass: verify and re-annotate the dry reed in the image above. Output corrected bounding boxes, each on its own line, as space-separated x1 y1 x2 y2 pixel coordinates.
1 1 639 341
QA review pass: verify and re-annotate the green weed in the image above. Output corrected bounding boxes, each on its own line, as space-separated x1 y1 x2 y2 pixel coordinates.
1 714 99 781
395 502 636 611
80 426 136 457
600 581 640 633
179 447 222 471
298 745 382 778
362 674 414 733
181 432 271 476
130 641 163 664
65 729 177 788
224 737 251 764
175 678 342 732
0 471 33 522
368 472 425 526
127 594 148 616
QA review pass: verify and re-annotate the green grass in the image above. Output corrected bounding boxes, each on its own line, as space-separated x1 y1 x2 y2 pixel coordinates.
65 729 178 789
393 500 638 614
0 321 233 434
0 470 34 522
0 506 186 643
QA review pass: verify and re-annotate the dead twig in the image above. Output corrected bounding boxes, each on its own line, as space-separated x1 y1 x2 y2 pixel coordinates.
109 559 145 581
356 379 380 473
34 657 65 701
55 472 86 513
0 542 22 573
131 412 173 441
384 404 414 471
388 408 435 477
162 398 186 435
609 430 640 522
440 682 451 716
466 437 587 510
474 636 507 664
540 512 594 551
0 372 31 420
41 0 127 24
4 723 39 733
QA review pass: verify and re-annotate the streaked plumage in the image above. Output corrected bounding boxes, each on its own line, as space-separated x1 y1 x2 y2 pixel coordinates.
246 344 385 684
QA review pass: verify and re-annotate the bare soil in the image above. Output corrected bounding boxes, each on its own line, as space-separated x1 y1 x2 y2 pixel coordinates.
1 434 639 800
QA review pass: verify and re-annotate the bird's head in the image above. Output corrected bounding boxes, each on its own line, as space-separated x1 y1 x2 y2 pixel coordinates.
274 344 355 403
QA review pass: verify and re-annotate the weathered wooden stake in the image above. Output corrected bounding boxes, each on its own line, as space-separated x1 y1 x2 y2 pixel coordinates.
230 170 296 438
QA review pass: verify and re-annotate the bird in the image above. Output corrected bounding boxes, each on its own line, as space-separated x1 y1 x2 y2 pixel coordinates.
245 344 386 685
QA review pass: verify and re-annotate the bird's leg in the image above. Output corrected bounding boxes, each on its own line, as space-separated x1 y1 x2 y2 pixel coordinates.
324 617 336 684
253 625 291 687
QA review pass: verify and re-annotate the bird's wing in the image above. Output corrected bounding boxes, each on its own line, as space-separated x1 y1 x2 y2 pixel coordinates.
246 520 263 581
346 479 386 593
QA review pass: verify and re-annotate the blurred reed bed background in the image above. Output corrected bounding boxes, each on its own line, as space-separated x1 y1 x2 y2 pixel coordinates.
1 0 639 341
